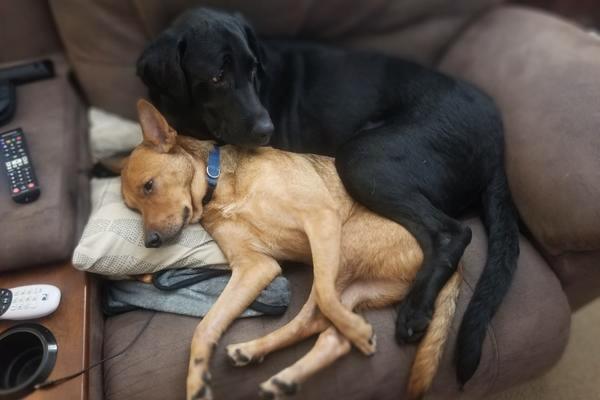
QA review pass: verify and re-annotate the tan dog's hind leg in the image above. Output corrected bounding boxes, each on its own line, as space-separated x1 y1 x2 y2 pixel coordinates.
226 286 329 367
304 212 375 355
259 279 410 399
186 254 281 400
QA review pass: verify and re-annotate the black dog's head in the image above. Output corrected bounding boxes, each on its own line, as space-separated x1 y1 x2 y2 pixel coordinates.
137 8 273 146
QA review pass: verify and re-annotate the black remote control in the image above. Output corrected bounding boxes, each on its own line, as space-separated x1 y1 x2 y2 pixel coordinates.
1 128 40 203
0 288 12 317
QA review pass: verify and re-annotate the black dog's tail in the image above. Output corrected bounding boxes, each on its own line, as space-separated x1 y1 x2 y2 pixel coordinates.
456 168 520 386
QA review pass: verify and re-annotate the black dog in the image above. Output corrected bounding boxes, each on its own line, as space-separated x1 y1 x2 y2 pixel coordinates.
137 8 519 385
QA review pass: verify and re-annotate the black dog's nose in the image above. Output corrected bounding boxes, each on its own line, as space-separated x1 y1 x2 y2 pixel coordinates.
145 231 162 248
251 116 274 145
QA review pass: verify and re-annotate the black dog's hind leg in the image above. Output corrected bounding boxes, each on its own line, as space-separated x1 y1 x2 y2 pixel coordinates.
336 130 472 343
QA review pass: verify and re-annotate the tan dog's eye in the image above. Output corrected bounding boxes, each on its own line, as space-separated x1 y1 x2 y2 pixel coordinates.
143 179 154 195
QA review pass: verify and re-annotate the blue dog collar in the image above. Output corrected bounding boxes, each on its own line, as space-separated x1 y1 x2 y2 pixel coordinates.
202 145 221 205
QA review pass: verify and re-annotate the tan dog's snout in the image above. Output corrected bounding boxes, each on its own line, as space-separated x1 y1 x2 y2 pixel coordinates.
142 205 192 248
144 230 163 248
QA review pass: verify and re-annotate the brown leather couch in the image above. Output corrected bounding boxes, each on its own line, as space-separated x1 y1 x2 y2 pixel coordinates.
1 0 600 399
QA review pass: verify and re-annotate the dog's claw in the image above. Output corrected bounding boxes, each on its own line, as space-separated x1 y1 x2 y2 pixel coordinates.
226 344 262 367
349 323 376 356
260 377 299 400
187 362 213 400
395 302 432 344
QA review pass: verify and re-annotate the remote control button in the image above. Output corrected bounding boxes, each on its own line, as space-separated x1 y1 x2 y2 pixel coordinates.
12 188 20 193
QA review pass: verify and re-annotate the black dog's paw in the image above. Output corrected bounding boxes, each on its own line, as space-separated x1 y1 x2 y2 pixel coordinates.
395 301 432 344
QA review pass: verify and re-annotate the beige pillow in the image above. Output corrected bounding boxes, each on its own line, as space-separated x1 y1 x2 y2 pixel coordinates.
72 177 227 278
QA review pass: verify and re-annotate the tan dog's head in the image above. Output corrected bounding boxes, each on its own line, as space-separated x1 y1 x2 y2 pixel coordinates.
121 99 209 247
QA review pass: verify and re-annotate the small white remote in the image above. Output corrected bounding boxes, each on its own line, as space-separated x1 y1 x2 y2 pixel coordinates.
0 284 61 320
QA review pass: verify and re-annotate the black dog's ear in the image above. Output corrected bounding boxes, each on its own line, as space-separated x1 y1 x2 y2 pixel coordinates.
234 13 265 73
137 31 190 105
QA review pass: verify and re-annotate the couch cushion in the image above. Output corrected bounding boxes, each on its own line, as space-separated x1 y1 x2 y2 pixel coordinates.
49 0 502 120
101 218 570 400
439 6 600 257
438 6 600 309
0 54 90 272
0 0 62 63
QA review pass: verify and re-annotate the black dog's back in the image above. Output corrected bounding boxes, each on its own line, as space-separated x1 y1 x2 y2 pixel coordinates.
262 40 501 212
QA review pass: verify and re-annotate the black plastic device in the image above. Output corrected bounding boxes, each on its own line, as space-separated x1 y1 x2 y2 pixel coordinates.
0 60 54 126
0 323 58 400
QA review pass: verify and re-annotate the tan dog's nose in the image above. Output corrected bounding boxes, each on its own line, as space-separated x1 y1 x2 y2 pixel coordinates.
145 231 163 248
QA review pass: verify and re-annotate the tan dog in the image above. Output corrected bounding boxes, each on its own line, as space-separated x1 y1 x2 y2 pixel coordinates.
120 99 461 400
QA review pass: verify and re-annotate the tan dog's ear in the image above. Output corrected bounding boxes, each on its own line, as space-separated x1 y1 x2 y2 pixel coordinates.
136 99 177 153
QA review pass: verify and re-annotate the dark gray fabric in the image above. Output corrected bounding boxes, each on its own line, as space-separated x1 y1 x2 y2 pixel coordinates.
104 269 290 318
102 218 570 400
0 54 90 272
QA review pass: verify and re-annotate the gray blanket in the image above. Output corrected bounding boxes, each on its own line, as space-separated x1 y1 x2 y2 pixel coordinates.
103 267 290 318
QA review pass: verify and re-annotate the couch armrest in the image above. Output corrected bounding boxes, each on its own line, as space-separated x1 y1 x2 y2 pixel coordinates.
0 54 91 272
438 6 600 307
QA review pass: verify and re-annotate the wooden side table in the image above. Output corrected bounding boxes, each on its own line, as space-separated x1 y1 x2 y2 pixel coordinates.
0 262 90 400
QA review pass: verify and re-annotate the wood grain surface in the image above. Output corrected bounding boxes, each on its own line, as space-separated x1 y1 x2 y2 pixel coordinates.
0 262 90 400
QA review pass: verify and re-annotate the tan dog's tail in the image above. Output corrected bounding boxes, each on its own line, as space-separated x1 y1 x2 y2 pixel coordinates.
407 270 462 400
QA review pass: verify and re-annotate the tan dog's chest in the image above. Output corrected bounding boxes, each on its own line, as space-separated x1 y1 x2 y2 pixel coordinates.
202 187 318 264
200 151 346 264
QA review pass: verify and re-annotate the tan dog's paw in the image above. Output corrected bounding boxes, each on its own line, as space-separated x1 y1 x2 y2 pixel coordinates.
226 343 264 367
347 321 376 356
131 274 154 284
187 363 213 400
259 377 299 400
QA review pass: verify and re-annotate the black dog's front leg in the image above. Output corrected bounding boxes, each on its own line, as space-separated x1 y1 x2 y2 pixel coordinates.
334 128 472 343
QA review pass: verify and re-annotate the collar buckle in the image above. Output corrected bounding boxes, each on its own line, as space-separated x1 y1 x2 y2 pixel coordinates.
202 145 221 205
206 164 220 180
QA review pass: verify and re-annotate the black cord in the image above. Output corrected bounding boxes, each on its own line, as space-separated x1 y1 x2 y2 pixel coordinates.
34 312 156 390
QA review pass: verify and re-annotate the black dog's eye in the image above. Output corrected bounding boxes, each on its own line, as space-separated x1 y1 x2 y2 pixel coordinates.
143 179 154 194
211 70 224 85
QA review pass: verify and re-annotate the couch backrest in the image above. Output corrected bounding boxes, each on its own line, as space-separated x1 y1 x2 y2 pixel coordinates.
0 0 62 63
48 0 502 119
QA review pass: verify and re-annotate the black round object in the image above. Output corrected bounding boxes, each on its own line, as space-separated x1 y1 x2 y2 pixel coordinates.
0 323 57 400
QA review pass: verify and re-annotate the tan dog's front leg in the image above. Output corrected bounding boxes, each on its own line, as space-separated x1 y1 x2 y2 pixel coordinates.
304 211 375 355
187 254 281 400
259 326 351 399
226 286 329 366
